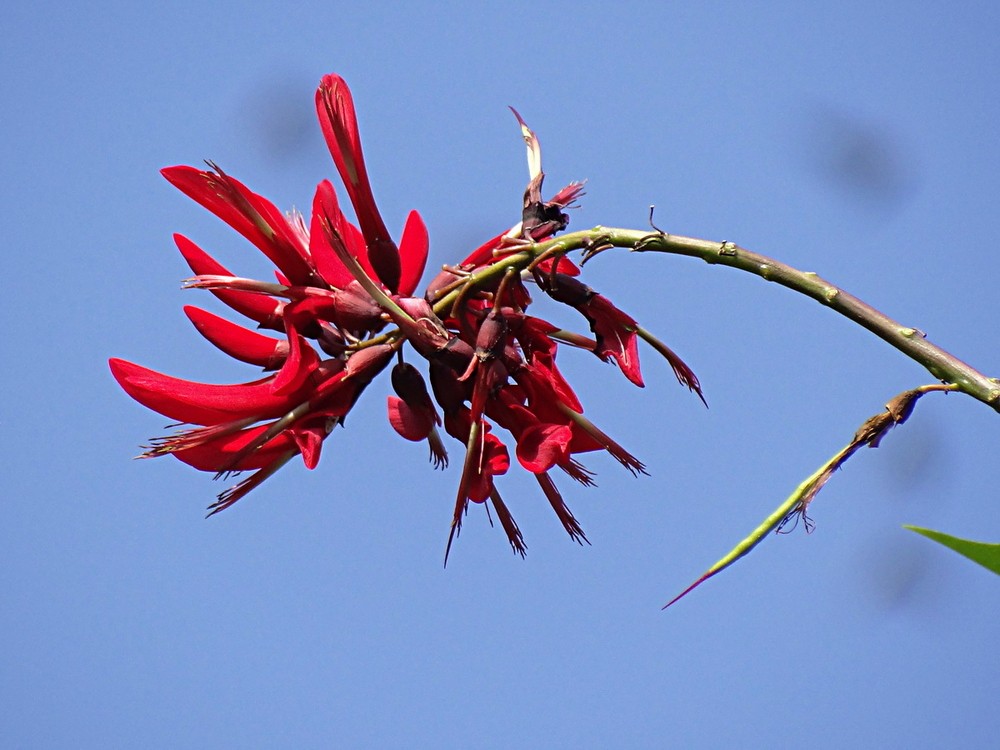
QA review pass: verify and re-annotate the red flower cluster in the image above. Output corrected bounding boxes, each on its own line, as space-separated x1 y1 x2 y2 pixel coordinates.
110 74 703 558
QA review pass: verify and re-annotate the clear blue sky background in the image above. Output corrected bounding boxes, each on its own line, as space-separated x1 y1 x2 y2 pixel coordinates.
4 2 999 747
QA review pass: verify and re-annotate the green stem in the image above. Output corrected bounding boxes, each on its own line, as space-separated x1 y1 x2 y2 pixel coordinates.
436 228 999 412
611 227 1000 411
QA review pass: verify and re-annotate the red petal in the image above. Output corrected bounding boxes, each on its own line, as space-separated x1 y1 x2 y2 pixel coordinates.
315 75 400 292
519 355 584 415
459 232 506 269
110 357 305 426
387 395 433 441
172 424 297 471
515 423 572 473
397 210 429 296
535 255 581 277
162 165 317 286
292 418 333 470
269 324 321 397
467 433 510 503
586 295 644 387
308 180 375 289
175 234 282 326
184 306 287 368
511 315 560 361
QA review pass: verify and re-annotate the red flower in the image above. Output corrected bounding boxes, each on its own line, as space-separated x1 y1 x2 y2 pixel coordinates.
535 271 704 401
387 362 448 468
111 74 427 511
112 73 703 560
315 74 428 296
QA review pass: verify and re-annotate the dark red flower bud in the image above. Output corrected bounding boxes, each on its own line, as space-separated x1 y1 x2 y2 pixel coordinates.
539 272 593 307
429 358 471 414
474 308 508 363
391 362 437 417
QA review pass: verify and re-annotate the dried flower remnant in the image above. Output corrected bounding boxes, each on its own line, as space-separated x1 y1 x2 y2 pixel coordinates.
111 74 703 559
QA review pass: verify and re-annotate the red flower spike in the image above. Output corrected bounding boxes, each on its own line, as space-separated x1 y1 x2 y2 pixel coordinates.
184 306 288 369
115 72 709 582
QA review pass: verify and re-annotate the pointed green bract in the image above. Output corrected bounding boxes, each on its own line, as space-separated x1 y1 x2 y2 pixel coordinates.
663 459 827 608
905 526 1000 576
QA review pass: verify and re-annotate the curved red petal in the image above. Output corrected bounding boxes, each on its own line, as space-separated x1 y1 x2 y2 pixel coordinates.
292 418 333 470
162 165 317 286
308 180 376 289
110 357 299 426
587 296 644 387
467 434 510 503
387 395 433 441
175 234 282 326
184 306 287 368
269 324 321 397
515 423 573 473
535 255 581 277
315 76 400 292
460 232 506 269
172 424 297 471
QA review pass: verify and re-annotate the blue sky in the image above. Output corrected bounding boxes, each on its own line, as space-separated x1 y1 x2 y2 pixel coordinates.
4 1 1000 747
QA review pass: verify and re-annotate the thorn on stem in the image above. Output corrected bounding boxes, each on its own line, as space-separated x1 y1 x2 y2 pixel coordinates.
648 205 667 235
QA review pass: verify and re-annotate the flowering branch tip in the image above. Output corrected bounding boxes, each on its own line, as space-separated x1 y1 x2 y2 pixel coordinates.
115 73 712 583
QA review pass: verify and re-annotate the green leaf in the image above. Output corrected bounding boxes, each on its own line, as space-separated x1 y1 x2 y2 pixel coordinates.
904 526 1000 576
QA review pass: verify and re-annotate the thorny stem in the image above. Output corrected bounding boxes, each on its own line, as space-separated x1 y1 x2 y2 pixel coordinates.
428 228 999 413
